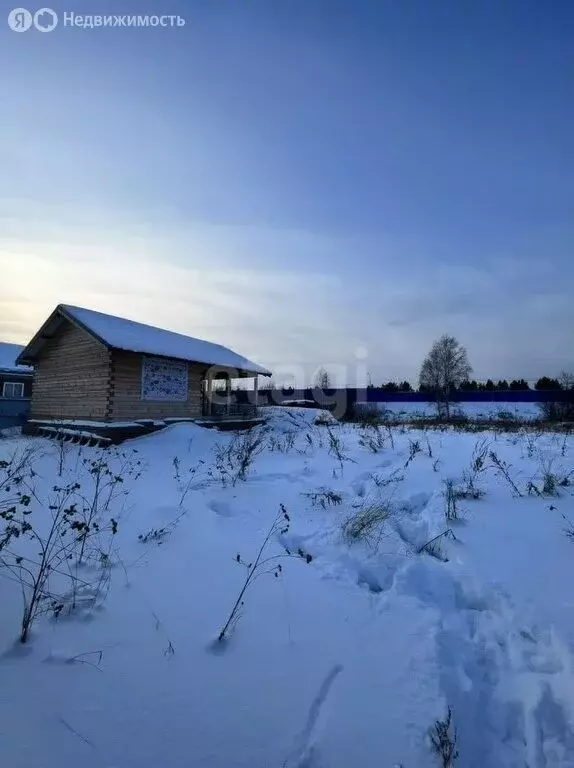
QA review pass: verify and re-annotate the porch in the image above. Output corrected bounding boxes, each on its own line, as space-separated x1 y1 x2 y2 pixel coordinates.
201 371 261 421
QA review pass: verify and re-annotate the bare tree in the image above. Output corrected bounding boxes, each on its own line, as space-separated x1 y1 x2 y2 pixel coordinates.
419 335 472 419
313 367 332 389
559 371 574 391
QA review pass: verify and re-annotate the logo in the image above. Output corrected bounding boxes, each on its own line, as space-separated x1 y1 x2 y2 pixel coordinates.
34 7 57 31
7 7 32 31
7 6 58 31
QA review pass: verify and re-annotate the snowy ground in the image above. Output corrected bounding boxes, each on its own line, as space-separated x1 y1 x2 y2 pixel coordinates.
1 408 574 768
371 400 542 422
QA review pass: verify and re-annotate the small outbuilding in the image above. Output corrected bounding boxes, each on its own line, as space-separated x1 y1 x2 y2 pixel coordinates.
0 343 33 399
17 304 271 424
0 343 34 428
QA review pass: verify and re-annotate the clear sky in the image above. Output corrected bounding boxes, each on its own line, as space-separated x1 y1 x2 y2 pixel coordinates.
1 0 573 385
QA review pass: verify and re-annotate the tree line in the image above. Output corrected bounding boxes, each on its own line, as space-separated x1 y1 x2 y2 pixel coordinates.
368 376 570 393
257 350 573 397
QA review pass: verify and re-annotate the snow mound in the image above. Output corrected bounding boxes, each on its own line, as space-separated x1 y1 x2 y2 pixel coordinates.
124 420 229 451
261 405 337 433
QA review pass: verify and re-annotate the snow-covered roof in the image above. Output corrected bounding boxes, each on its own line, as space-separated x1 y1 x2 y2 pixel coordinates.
0 342 32 374
18 305 271 377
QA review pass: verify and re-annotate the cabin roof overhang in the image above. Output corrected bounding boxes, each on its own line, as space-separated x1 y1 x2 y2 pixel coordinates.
0 367 34 376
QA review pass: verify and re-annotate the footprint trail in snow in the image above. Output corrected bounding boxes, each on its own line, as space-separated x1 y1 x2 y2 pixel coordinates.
282 664 344 768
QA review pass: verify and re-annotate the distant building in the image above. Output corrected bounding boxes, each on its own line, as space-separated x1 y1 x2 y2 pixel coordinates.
17 304 270 423
0 342 33 427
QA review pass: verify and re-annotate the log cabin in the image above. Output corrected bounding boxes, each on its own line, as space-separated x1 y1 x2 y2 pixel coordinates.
16 305 271 424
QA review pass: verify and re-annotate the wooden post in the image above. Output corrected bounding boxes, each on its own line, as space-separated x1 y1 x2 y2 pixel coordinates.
207 374 213 416
254 375 259 411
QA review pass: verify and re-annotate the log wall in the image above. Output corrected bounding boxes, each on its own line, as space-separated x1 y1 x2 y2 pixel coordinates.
30 322 111 421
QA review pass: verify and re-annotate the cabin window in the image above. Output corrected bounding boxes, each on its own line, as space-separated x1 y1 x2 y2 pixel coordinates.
2 382 25 398
141 357 188 401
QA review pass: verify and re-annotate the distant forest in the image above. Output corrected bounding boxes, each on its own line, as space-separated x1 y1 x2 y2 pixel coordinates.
369 376 571 393
254 376 574 393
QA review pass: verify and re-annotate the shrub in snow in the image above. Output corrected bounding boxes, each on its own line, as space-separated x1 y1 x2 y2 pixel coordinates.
370 468 405 489
417 529 456 562
209 431 266 487
386 423 396 450
562 514 574 542
266 431 297 453
217 504 313 643
404 439 423 468
358 426 386 454
138 526 171 545
428 707 459 767
75 452 141 566
1 478 118 643
0 447 137 643
55 432 68 476
489 450 523 497
526 452 573 497
341 499 391 549
443 480 461 522
326 426 355 477
538 400 574 423
522 432 540 459
457 479 484 501
457 438 489 499
298 431 315 455
540 454 560 496
151 610 176 658
137 455 204 546
302 488 343 509
172 453 206 507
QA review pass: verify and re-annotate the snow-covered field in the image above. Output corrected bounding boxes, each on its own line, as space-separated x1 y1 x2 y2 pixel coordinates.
371 400 542 422
1 408 574 768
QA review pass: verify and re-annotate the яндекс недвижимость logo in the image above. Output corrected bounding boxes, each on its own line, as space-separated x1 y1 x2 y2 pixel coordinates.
7 8 186 30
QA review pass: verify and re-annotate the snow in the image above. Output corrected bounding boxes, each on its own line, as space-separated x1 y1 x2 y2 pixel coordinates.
369 400 543 422
0 342 30 373
29 419 149 428
1 410 574 767
61 304 272 376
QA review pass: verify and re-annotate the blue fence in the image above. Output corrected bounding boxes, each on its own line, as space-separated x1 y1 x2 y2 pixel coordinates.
239 388 574 407
0 398 31 429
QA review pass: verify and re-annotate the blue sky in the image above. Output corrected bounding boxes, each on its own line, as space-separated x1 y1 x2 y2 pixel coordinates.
0 0 573 385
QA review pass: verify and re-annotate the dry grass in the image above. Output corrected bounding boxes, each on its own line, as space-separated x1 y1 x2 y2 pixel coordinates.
341 499 391 549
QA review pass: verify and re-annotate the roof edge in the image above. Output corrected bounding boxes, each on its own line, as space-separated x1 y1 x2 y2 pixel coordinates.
16 304 273 376
16 304 109 366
